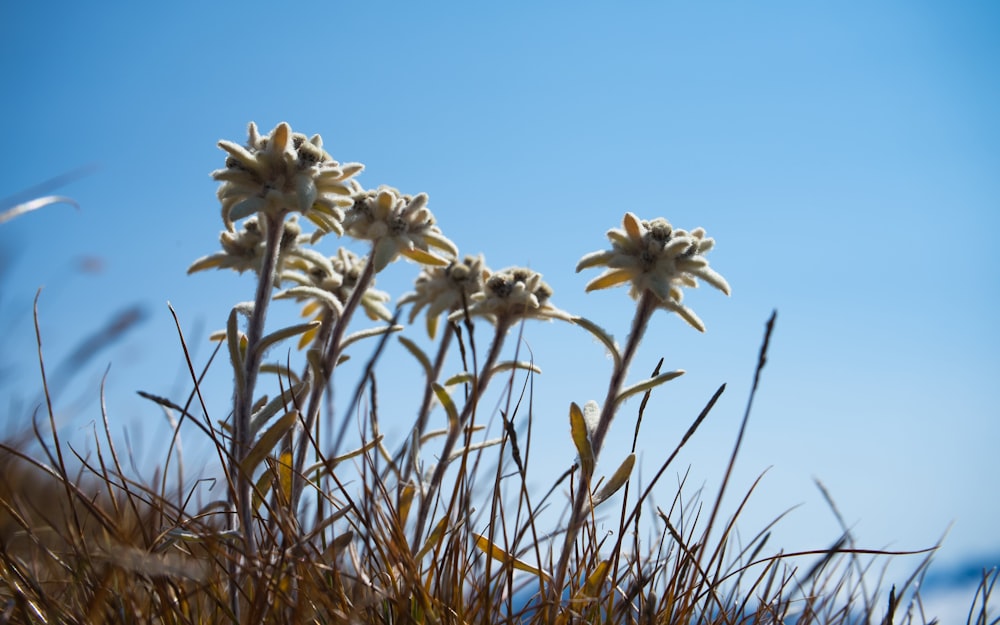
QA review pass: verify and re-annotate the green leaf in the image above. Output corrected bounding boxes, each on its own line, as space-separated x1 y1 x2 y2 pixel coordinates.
591 453 635 508
257 322 322 357
306 347 324 380
251 465 274 512
569 402 595 482
432 383 459 428
443 371 474 386
274 286 344 315
614 370 685 406
397 336 433 378
260 362 301 385
241 411 297 476
248 381 308 435
227 308 246 393
489 361 542 376
572 316 621 369
342 324 403 350
305 436 384 474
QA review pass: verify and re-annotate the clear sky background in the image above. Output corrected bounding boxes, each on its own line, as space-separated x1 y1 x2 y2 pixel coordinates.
2 2 998 610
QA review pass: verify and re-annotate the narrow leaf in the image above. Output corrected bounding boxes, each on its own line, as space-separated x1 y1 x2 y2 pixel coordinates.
623 212 642 241
276 451 293 504
489 361 542 376
591 453 635 508
306 436 383 474
241 411 297 475
570 402 595 481
614 370 685 406
258 321 322 354
416 516 449 561
398 336 433 378
0 195 78 225
571 316 621 369
581 560 611 598
401 246 449 266
432 383 459 428
251 467 273 512
342 324 403 350
397 484 415 526
473 533 551 582
445 437 503 463
585 269 632 292
249 381 307 435
443 371 474 386
227 308 246 392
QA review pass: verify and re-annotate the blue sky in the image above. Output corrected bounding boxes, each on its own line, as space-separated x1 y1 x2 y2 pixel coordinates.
2 1 998 597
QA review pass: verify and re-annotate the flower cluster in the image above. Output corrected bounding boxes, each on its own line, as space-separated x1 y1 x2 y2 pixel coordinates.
451 267 571 325
213 122 363 233
187 215 304 278
576 212 730 331
398 254 489 338
277 247 392 324
343 185 458 272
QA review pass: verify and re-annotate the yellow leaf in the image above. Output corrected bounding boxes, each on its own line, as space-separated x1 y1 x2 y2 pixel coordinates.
569 402 595 481
402 247 449 267
473 533 551 582
397 484 415 526
581 560 611 598
585 269 632 292
277 451 293 504
623 212 643 241
592 453 635 508
241 411 298 475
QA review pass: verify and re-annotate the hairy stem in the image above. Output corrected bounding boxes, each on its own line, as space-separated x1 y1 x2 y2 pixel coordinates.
231 212 284 558
549 289 657 616
289 253 378 514
398 323 455 484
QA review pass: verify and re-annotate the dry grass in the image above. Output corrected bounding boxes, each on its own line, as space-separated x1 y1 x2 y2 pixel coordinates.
1 305 988 624
2 160 996 624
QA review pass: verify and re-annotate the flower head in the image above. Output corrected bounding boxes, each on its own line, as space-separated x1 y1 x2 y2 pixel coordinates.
450 266 571 326
188 215 303 279
343 185 458 272
398 254 489 338
277 247 392 324
213 122 363 234
576 212 730 331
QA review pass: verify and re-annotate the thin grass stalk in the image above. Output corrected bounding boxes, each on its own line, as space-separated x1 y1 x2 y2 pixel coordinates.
32 289 86 545
413 315 512 548
695 311 776 579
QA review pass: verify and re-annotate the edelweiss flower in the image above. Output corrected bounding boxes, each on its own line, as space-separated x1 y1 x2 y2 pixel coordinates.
213 122 363 233
576 212 730 331
398 254 489 338
343 185 458 272
187 215 303 278
277 247 392 324
449 267 571 325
